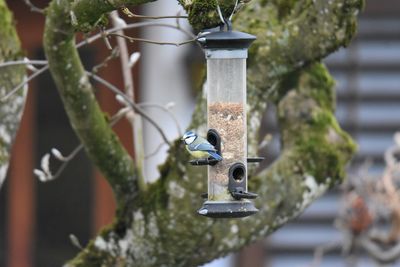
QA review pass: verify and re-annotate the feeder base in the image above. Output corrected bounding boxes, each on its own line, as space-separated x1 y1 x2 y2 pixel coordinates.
197 200 258 218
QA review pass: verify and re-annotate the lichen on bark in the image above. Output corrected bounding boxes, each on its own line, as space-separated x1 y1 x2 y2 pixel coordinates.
0 0 26 188
39 0 364 266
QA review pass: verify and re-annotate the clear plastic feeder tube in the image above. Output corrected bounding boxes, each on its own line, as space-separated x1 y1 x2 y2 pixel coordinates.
207 53 247 201
197 30 257 218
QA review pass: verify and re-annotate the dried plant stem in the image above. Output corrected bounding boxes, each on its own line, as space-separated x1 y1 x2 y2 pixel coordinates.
110 11 147 191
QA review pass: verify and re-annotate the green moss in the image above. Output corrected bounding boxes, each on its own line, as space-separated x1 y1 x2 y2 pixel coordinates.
44 0 137 206
71 0 156 32
277 63 356 186
301 63 335 111
177 0 237 31
0 0 22 59
270 0 298 18
66 225 121 267
295 110 356 185
138 176 170 212
41 0 363 265
0 0 26 176
272 67 301 104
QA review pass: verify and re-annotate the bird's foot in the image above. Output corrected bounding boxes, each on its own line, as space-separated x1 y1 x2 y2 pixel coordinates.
189 158 219 166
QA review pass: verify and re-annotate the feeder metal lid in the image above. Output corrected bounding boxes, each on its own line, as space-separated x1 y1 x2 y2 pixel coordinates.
197 30 256 50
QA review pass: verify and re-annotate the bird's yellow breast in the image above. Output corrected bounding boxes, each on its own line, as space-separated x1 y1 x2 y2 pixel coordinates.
186 146 209 159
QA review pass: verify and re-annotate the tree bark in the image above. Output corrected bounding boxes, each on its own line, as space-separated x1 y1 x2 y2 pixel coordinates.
40 0 362 266
0 0 26 188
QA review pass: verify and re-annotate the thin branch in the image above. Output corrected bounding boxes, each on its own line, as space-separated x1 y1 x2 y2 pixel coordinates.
139 102 182 136
126 14 189 20
0 59 47 68
0 60 171 147
77 22 196 48
86 71 171 146
110 10 147 191
120 7 188 20
109 33 196 47
309 240 341 267
36 107 131 182
145 142 166 159
92 47 120 73
0 65 49 101
0 21 197 101
100 28 113 50
50 144 84 180
1 22 196 69
23 0 44 14
361 236 400 264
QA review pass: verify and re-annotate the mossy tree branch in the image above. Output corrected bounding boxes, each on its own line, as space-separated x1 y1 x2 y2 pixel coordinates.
67 62 356 267
40 0 362 266
43 0 147 207
0 0 26 188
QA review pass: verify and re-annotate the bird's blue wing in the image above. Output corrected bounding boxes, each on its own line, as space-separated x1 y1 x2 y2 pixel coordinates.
208 151 223 161
193 142 217 152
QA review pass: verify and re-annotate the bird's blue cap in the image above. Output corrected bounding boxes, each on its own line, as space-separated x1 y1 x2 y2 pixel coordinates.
182 131 196 140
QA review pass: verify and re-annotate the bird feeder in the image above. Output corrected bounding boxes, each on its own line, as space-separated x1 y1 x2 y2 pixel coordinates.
192 26 262 218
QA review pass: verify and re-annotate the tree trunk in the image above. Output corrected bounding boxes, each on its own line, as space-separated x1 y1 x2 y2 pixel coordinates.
0 0 26 187
3 0 364 265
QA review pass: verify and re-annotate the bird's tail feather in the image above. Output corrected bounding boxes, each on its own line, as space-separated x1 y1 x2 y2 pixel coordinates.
208 151 222 161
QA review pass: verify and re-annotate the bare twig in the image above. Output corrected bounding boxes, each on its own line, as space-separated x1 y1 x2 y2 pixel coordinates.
0 59 47 68
92 47 120 73
50 144 84 180
0 61 172 147
121 7 188 20
23 0 44 14
0 23 196 101
139 102 182 136
86 71 171 146
110 11 147 191
360 236 400 264
109 33 196 47
309 240 341 267
145 142 166 159
35 107 131 182
69 234 84 250
0 65 49 101
100 28 113 50
77 22 196 48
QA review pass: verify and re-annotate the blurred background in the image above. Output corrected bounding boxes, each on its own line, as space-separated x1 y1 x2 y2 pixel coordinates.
0 0 399 266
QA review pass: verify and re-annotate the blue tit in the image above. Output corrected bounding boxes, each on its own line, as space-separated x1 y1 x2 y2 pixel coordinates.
181 131 223 161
